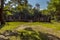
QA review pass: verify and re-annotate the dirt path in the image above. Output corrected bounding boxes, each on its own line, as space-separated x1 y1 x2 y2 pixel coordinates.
15 23 60 38
15 23 31 30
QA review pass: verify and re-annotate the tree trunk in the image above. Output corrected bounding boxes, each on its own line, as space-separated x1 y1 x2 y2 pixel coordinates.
0 0 5 25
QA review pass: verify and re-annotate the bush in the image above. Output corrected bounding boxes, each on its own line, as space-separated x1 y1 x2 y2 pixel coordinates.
18 28 41 40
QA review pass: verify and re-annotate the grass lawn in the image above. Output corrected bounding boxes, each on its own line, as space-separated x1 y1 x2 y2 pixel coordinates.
0 21 60 32
0 22 27 32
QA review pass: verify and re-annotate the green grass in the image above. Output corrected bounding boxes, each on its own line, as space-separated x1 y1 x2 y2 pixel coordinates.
0 21 60 40
27 22 60 31
0 21 60 32
0 22 27 32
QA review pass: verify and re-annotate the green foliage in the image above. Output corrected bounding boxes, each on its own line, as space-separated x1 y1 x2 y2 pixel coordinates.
47 0 60 13
47 0 60 21
5 11 12 15
41 9 49 15
18 30 41 40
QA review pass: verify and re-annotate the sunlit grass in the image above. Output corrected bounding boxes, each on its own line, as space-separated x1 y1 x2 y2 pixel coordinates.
0 21 60 32
0 22 27 32
24 22 60 31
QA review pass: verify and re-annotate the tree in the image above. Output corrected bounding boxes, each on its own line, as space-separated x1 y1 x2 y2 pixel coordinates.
35 3 40 11
41 9 49 15
47 0 60 21
0 0 5 25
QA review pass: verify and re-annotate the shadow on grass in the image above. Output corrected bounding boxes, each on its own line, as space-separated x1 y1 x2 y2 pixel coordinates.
20 27 60 40
39 32 60 40
0 27 60 40
0 24 5 29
